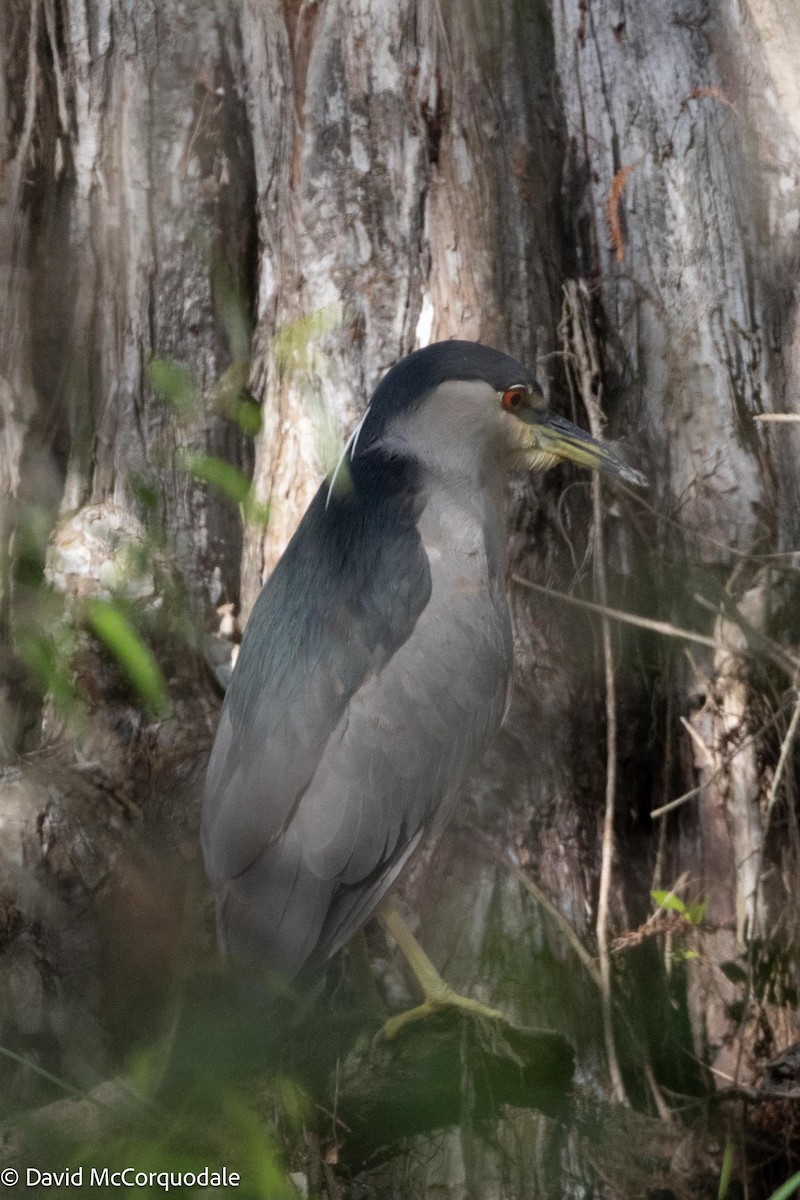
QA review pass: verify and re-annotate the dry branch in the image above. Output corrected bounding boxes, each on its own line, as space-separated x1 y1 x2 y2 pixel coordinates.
333 1016 574 1171
1 1016 574 1178
512 575 717 649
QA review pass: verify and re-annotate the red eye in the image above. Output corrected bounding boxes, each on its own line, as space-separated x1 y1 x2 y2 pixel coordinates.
502 387 526 413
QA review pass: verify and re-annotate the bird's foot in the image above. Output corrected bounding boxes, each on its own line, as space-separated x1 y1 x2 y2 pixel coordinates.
381 984 505 1040
376 904 506 1039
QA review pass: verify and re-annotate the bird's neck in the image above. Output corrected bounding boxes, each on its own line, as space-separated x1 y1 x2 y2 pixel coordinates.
348 445 508 575
415 460 508 578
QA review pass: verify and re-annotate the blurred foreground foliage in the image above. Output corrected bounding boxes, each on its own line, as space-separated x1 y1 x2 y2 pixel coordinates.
5 301 355 742
12 1073 298 1199
2 286 800 1199
85 600 171 719
11 509 188 731
2 959 375 1198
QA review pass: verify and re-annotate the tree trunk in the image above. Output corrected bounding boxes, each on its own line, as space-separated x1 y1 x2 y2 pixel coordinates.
0 0 256 1088
2 1 800 1197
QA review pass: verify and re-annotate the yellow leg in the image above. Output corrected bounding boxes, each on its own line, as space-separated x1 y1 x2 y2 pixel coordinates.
378 905 504 1039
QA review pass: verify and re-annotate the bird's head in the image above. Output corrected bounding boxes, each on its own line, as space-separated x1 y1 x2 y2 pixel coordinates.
343 341 646 488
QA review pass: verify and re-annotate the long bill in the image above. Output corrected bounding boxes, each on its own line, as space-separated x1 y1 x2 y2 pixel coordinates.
526 410 647 487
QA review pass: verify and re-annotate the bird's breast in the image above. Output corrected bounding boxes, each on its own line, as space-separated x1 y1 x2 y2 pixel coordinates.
414 497 513 749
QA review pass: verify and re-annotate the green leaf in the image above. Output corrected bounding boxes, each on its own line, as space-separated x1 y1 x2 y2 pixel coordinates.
85 600 170 718
232 395 262 435
272 1074 312 1129
147 357 196 411
209 361 261 433
271 305 343 372
685 898 709 926
767 1171 800 1200
220 1096 297 1199
181 452 251 504
180 452 269 527
670 947 700 962
651 890 688 916
717 1136 734 1199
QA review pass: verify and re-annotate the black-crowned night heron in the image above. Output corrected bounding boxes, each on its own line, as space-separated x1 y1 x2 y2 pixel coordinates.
202 341 644 1035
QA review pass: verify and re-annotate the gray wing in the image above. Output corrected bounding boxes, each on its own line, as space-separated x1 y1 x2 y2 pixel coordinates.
202 482 432 972
207 585 510 974
202 486 510 975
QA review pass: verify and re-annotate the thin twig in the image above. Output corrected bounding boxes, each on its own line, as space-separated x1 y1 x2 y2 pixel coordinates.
588 386 627 1108
643 1061 673 1123
753 414 800 423
511 575 717 649
563 280 629 1106
646 872 690 926
0 1044 97 1104
496 849 673 1120
502 854 601 987
748 677 800 946
679 715 714 766
692 591 800 677
652 697 795 818
621 483 800 562
764 684 800 828
651 689 674 894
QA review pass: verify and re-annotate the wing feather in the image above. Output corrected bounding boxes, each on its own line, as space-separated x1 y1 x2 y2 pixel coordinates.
201 474 433 970
202 462 512 976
